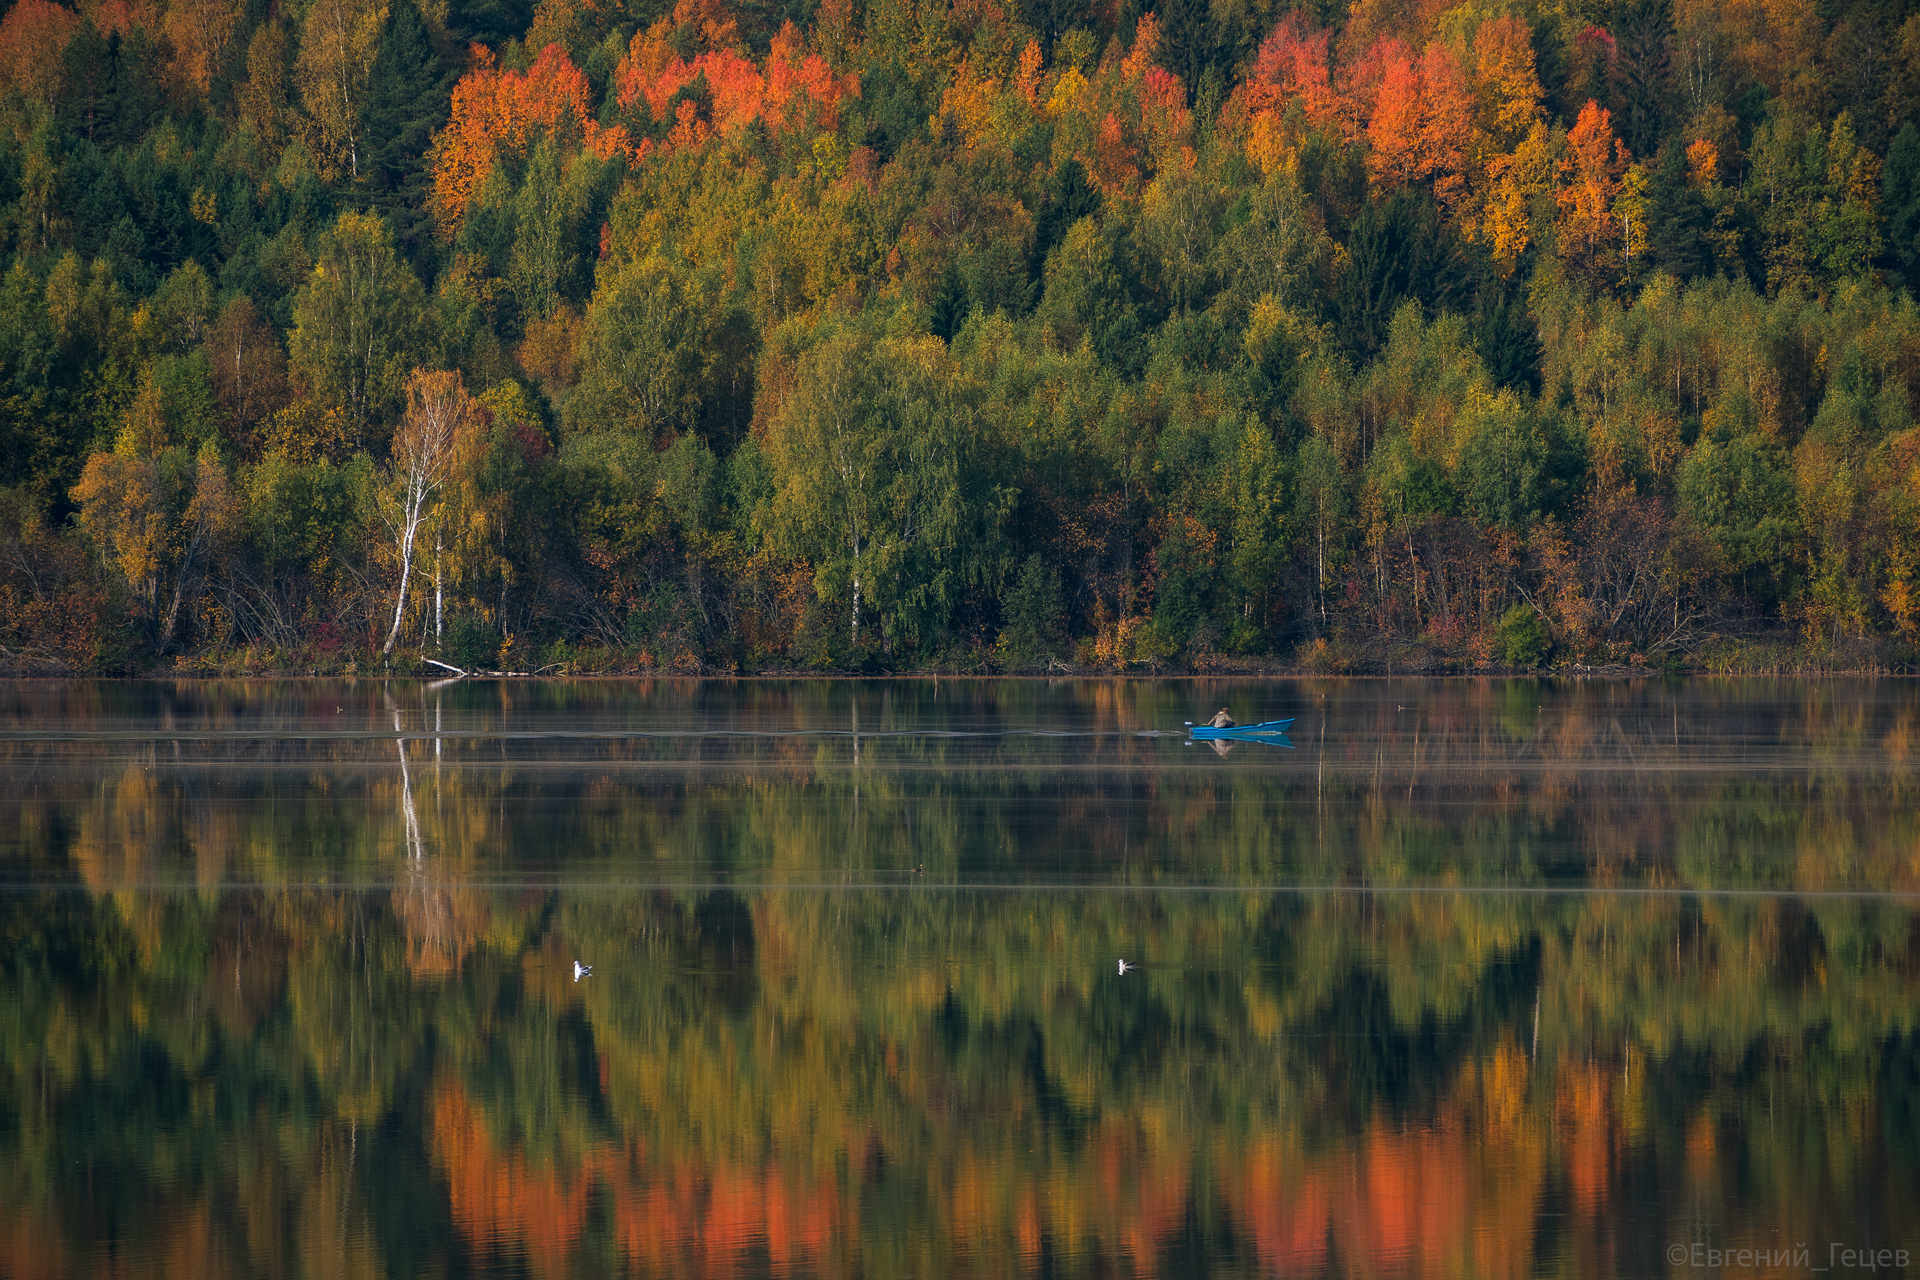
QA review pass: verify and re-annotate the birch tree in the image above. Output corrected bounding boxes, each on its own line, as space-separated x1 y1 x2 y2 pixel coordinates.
295 0 389 180
763 320 1011 650
566 251 710 443
768 324 877 644
382 369 476 658
164 0 244 98
288 210 430 450
72 437 236 655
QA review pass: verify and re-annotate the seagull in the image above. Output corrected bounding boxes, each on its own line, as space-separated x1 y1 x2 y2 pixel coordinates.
1117 958 1135 975
573 961 592 982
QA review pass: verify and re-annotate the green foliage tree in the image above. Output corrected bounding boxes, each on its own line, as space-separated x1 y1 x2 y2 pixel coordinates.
1883 124 1920 289
507 143 591 323
1455 388 1572 531
288 210 433 450
565 251 712 443
361 0 454 267
764 316 1013 653
1332 191 1475 365
995 552 1067 666
1497 602 1548 664
1677 427 1796 603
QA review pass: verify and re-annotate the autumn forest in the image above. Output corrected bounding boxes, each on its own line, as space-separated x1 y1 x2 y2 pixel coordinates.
3 0 1920 672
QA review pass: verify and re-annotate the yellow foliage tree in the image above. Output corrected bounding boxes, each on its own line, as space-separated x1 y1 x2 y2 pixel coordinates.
72 434 236 654
295 0 390 180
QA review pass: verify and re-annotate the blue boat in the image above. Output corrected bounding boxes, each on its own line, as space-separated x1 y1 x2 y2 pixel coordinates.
1187 718 1295 739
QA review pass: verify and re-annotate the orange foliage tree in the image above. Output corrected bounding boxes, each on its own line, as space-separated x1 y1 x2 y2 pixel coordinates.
1041 13 1189 198
0 0 80 105
612 0 855 159
429 42 630 236
1685 137 1719 185
1234 13 1343 175
1235 14 1496 206
1363 41 1474 209
1558 100 1630 287
164 0 244 97
1245 12 1340 127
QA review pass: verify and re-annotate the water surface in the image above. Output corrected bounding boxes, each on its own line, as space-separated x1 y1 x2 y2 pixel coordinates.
2 678 1916 1278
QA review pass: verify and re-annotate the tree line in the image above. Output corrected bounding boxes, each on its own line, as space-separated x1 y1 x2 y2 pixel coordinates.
5 0 1920 672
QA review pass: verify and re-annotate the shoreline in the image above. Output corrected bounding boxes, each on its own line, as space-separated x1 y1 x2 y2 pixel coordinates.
5 660 1917 681
9 632 1917 681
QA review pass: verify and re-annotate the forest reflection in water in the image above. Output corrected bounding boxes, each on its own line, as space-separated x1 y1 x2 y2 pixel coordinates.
1 678 1917 1278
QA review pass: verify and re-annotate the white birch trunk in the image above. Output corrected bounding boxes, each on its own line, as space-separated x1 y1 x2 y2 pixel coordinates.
382 478 424 657
850 532 861 647
382 372 467 659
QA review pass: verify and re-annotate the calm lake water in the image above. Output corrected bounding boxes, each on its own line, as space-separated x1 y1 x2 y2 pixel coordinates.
2 677 1916 1279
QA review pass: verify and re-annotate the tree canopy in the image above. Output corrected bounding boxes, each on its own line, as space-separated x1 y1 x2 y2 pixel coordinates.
5 0 1920 672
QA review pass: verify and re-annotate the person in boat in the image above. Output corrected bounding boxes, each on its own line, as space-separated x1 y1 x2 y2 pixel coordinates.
1207 709 1235 728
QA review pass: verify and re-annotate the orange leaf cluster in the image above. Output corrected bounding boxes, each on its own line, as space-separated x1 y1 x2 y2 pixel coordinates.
939 59 1000 150
1120 14 1193 166
1246 13 1340 128
1137 66 1186 146
1040 14 1188 196
1091 111 1136 195
1685 137 1719 186
86 0 159 37
763 21 857 137
1363 41 1474 207
1119 10 1159 80
164 0 243 96
613 4 855 153
1234 11 1544 208
1561 100 1628 237
433 1070 847 1279
1013 38 1042 107
1557 99 1630 281
0 0 80 104
430 42 631 234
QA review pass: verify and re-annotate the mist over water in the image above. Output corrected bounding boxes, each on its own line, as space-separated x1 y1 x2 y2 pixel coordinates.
2 678 1916 1278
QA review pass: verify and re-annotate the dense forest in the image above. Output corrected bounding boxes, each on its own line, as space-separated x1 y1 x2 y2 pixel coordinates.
3 0 1920 672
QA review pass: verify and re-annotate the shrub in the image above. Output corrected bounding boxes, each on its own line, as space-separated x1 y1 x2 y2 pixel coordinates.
1498 604 1549 667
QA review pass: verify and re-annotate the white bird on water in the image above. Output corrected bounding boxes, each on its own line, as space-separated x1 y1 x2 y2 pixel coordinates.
1117 958 1135 975
573 961 593 982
